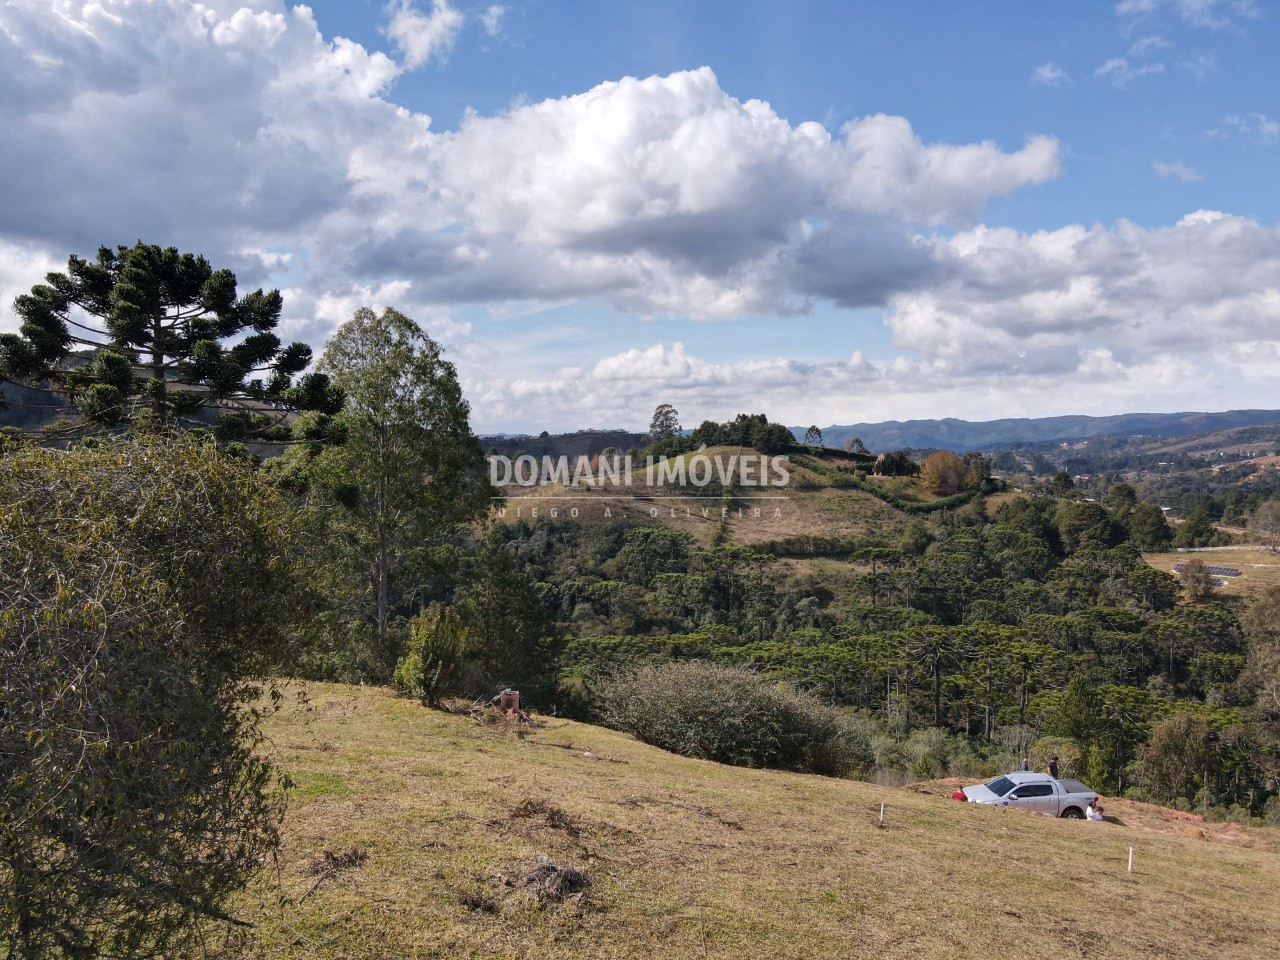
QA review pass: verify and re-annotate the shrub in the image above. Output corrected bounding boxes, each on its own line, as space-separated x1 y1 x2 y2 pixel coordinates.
1177 558 1217 602
0 433 297 957
598 662 870 776
901 727 978 781
395 604 469 705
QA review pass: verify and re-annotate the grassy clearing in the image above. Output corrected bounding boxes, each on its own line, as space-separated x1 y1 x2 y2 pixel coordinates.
1144 548 1280 599
493 446 911 550
222 683 1280 959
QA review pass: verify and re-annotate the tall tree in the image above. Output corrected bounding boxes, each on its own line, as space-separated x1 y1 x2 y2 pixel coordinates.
803 425 824 451
1250 499 1280 552
1128 501 1174 550
648 403 681 441
1173 507 1216 548
1048 470 1075 497
305 307 490 671
456 539 560 702
0 242 342 439
920 450 968 495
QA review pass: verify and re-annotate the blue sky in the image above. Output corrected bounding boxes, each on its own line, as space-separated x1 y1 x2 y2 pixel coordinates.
319 0 1279 226
1 0 1278 432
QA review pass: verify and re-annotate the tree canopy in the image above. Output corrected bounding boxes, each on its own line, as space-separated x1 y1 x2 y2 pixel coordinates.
287 307 490 676
0 242 342 440
647 403 681 441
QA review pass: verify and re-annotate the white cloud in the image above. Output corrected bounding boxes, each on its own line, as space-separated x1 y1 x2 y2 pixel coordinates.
385 0 462 69
886 213 1280 379
1181 52 1217 77
0 239 66 332
480 4 506 37
1095 57 1166 86
466 211 1280 430
2 0 1278 432
350 70 1059 316
0 4 1061 353
1128 34 1171 56
1031 63 1068 86
1153 160 1202 181
1116 0 1260 30
1223 112 1280 143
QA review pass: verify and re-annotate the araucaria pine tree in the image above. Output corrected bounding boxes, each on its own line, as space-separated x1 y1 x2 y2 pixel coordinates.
0 242 343 439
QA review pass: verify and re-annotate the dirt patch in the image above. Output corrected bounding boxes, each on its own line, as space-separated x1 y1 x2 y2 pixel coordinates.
497 854 590 909
508 798 586 838
297 847 368 904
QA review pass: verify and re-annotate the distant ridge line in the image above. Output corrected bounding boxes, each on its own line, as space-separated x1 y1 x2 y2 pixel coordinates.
791 409 1280 453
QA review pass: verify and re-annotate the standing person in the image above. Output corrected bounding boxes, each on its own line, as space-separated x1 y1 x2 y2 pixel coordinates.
1047 756 1060 779
1020 758 1030 771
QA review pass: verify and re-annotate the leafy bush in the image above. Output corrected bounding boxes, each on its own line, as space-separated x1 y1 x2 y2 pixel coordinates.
0 433 298 957
395 604 469 704
598 662 871 776
900 727 976 780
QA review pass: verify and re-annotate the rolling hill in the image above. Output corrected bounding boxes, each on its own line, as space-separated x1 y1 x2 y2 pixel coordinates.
493 447 920 550
225 683 1280 959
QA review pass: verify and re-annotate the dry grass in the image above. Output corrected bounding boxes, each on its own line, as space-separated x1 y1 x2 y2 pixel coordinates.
219 683 1280 959
492 447 911 550
1143 548 1280 599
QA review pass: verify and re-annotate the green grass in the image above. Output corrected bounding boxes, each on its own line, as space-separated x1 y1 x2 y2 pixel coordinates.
218 683 1280 959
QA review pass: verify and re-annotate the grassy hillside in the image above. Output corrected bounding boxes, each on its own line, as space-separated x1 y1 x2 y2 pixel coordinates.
224 683 1280 959
496 446 912 549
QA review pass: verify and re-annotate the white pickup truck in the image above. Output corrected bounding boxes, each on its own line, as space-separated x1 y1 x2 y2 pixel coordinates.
960 772 1099 819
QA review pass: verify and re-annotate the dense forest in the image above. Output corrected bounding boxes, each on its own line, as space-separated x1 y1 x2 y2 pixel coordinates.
478 489 1280 823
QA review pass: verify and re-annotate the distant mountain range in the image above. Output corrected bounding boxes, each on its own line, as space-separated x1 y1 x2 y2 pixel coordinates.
794 410 1280 454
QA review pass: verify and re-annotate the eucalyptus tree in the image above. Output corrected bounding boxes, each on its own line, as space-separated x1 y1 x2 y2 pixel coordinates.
0 242 342 439
304 307 490 674
647 403 681 442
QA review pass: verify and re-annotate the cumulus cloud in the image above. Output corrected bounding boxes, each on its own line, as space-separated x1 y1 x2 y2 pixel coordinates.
330 68 1059 317
1153 160 1203 181
0 0 400 264
887 212 1280 377
467 210 1280 430
385 0 462 68
468 337 1243 433
1031 63 1068 86
1 0 1278 432
0 2 1059 328
0 240 66 331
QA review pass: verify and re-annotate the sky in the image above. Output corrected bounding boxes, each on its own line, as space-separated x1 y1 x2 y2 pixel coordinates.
1 0 1278 434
